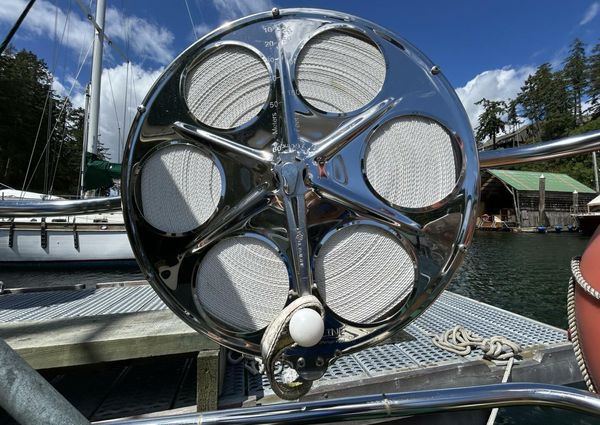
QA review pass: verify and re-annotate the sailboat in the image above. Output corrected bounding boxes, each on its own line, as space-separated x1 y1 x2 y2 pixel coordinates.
0 0 133 264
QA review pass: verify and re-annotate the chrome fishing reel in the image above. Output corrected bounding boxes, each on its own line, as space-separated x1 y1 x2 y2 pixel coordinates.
122 8 478 399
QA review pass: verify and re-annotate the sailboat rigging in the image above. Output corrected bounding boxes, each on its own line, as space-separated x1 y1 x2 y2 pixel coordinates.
0 0 134 263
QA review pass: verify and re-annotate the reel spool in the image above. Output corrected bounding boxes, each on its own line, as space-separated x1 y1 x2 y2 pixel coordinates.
122 8 479 398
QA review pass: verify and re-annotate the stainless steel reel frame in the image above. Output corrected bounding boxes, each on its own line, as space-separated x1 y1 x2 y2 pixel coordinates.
122 8 479 381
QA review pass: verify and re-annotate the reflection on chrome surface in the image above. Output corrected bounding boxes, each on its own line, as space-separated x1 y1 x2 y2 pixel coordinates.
122 8 478 384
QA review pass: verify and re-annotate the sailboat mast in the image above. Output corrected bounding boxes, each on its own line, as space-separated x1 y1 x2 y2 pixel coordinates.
79 85 90 198
80 0 106 198
87 0 106 156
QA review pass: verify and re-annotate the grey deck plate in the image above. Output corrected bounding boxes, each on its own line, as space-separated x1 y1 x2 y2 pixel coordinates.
0 287 573 405
0 286 166 322
227 293 571 401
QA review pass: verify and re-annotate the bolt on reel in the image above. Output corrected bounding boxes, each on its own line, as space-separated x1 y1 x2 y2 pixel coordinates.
122 8 479 399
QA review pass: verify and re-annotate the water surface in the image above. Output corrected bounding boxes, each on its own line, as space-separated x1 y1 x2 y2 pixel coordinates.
450 231 589 329
2 232 587 316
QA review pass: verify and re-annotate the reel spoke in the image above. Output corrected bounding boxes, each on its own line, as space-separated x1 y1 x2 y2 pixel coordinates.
173 121 273 163
312 176 422 236
184 184 273 256
310 97 397 161
271 29 316 297
282 193 312 296
275 152 314 297
274 31 305 152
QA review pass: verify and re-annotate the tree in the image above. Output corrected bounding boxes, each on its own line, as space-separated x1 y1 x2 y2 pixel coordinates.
0 49 54 191
517 65 548 125
564 38 587 123
589 39 600 118
0 49 85 195
544 69 574 139
517 63 573 140
474 98 506 148
49 104 85 195
506 98 521 134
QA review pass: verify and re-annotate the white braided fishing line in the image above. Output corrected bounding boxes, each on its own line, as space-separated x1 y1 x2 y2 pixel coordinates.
315 225 415 323
185 45 270 129
296 30 386 113
140 145 222 234
196 237 290 332
365 116 457 209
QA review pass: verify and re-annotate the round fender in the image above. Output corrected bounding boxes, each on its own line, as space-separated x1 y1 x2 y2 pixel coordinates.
576 226 600 391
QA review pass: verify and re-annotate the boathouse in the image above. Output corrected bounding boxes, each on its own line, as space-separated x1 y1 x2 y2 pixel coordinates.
480 169 596 227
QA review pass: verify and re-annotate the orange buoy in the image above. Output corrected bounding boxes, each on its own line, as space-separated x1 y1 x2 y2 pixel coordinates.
573 226 600 392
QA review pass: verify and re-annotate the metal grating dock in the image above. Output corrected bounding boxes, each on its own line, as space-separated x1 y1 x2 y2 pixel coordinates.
0 286 566 346
223 293 574 404
0 286 580 412
0 285 166 322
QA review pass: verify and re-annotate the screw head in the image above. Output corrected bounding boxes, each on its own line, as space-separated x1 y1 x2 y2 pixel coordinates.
272 7 280 17
137 105 146 113
431 65 441 75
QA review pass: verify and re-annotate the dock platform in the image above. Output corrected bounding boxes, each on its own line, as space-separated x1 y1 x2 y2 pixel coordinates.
0 285 582 422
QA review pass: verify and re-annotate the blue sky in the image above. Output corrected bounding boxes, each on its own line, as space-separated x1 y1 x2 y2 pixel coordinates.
1 0 599 159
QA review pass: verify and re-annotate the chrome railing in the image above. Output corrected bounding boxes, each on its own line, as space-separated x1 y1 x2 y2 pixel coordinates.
479 129 600 167
110 383 600 424
0 196 121 218
2 129 599 219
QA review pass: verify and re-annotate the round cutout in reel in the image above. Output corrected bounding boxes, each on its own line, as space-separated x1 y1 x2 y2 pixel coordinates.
295 29 386 114
139 143 222 234
184 44 271 130
315 224 415 324
364 116 459 209
195 235 290 332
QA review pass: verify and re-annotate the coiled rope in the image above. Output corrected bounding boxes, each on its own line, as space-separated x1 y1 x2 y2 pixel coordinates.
430 326 521 364
430 326 521 425
567 256 597 393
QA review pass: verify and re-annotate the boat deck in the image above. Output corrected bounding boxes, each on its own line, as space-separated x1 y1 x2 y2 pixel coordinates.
0 285 582 422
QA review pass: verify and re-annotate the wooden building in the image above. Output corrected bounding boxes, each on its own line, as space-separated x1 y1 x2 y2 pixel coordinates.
480 169 596 228
478 125 536 151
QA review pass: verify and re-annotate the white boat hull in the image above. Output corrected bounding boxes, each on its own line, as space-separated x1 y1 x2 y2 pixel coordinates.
0 224 134 263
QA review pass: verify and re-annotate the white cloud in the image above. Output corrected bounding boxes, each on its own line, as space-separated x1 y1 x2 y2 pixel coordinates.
580 2 599 25
210 0 272 21
0 0 175 65
0 0 91 53
71 63 163 162
51 78 67 97
105 8 174 64
194 23 212 39
455 66 535 130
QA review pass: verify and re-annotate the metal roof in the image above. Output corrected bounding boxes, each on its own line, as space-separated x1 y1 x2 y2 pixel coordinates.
487 169 596 193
